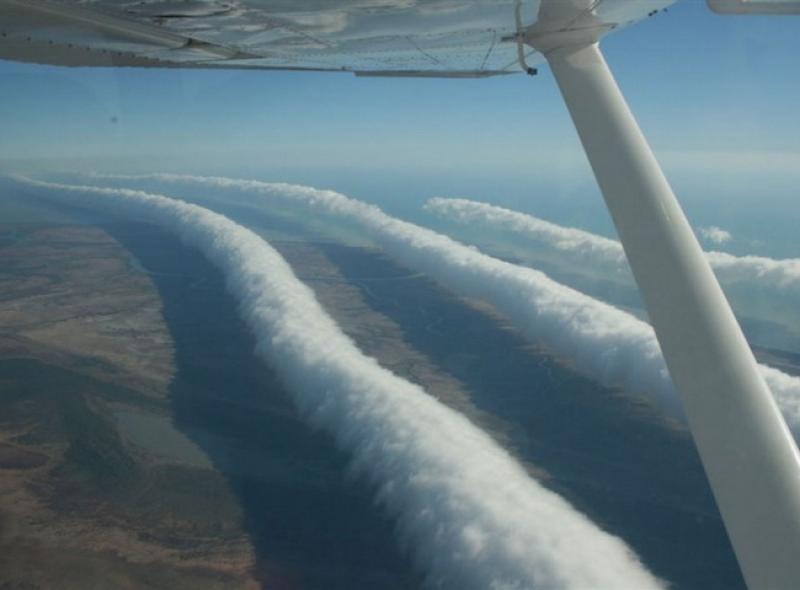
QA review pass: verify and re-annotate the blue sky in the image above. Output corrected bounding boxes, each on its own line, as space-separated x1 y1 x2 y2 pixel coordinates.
1 0 798 252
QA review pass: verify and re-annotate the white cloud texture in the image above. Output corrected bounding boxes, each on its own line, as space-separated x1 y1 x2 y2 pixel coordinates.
426 196 627 267
425 197 800 291
78 174 800 433
9 175 664 590
698 225 733 245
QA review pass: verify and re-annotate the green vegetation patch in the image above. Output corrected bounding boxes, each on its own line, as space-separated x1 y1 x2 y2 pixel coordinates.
58 391 138 489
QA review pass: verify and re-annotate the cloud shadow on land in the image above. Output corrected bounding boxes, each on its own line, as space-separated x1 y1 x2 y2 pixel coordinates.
105 222 421 590
320 241 747 590
9 176 701 589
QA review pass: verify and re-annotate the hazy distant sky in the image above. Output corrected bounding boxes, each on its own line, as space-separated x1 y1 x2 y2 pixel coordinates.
1 1 798 173
1 1 798 255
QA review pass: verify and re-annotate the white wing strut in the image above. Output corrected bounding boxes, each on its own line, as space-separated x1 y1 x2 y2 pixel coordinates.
540 41 800 589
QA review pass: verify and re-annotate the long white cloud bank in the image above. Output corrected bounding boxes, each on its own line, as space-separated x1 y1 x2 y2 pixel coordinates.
11 175 663 589
81 173 800 433
425 197 800 292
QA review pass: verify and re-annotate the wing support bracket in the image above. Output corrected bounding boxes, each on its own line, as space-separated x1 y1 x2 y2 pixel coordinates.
535 38 800 590
514 0 538 76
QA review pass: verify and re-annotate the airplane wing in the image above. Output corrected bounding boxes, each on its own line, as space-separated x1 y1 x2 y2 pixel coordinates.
0 0 673 76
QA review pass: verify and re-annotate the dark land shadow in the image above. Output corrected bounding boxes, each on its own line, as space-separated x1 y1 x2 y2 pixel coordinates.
7 186 744 589
320 242 746 590
104 222 421 590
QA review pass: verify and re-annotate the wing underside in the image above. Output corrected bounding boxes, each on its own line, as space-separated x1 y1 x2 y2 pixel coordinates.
0 0 673 76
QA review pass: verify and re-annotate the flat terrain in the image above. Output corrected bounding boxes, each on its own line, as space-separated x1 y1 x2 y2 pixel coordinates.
0 221 420 589
5 197 797 589
0 224 260 589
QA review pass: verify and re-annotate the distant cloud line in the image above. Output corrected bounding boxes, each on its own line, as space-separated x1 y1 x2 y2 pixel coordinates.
11 175 663 590
424 197 800 291
427 196 628 268
698 226 732 245
83 173 800 434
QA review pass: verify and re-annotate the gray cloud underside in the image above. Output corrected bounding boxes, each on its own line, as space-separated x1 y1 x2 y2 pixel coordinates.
11 175 664 590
